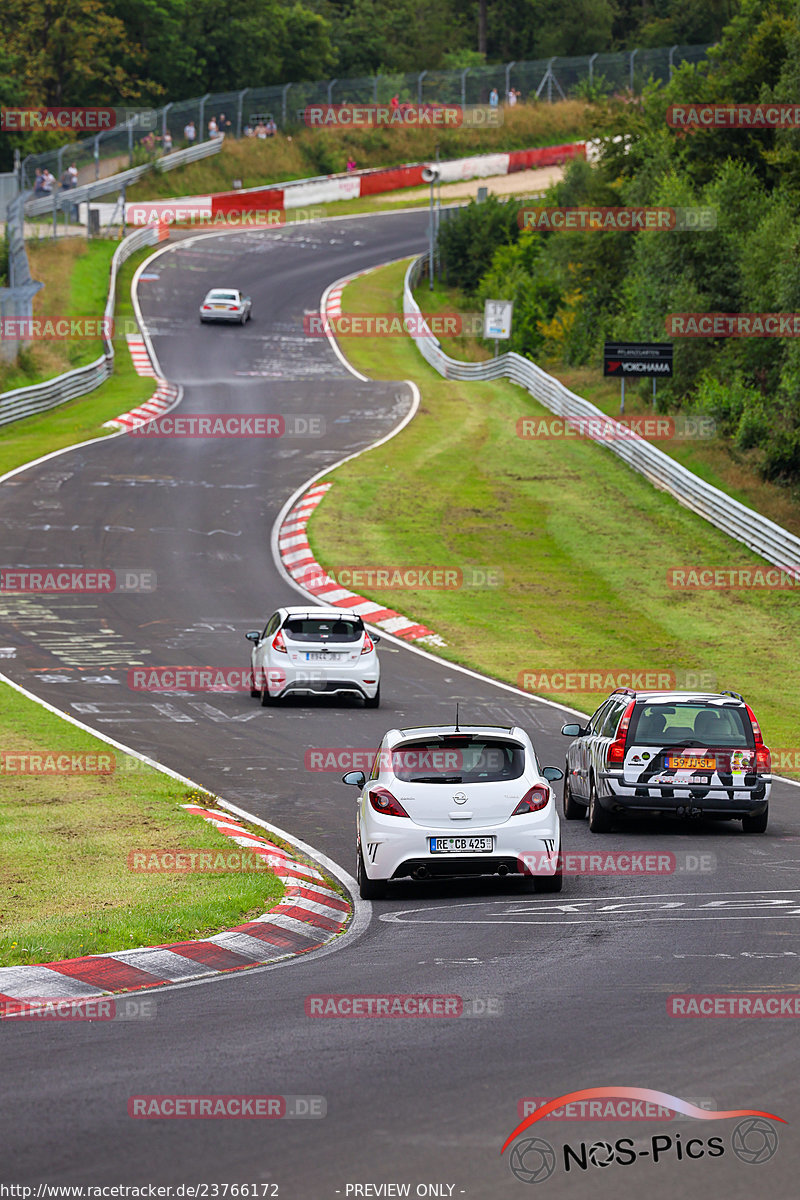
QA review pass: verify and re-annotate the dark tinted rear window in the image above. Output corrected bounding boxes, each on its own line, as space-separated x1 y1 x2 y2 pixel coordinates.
283 616 363 642
628 702 753 748
392 738 526 783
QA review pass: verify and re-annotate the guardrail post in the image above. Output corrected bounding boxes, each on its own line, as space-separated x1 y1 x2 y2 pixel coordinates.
418 70 428 104
236 90 248 138
198 93 211 141
281 83 291 128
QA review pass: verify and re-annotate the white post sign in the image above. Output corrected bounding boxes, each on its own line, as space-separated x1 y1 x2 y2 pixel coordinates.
484 299 513 339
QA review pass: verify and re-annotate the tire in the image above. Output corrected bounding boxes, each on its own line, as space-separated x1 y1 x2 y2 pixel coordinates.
260 676 276 706
563 771 584 820
588 779 613 833
249 667 260 698
240 312 246 325
364 683 381 709
357 844 387 899
742 805 768 833
532 863 563 893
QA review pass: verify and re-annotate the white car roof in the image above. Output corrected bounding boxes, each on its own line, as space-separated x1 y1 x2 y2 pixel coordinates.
279 605 364 620
206 288 240 297
383 724 528 749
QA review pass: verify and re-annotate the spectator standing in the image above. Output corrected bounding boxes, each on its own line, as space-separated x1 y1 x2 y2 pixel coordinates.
489 88 499 107
346 157 356 172
208 116 219 138
33 168 45 195
217 112 231 136
162 129 173 153
184 120 196 146
390 94 400 110
41 168 55 193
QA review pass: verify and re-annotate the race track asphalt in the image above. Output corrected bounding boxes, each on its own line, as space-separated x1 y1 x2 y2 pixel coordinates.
1 211 798 1197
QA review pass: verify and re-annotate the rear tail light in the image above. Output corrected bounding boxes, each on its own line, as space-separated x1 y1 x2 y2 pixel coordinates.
272 629 287 653
746 704 771 772
368 788 409 818
202 305 211 310
361 632 375 655
607 700 636 765
512 786 549 815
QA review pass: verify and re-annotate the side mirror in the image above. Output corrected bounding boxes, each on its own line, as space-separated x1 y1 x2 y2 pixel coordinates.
561 723 587 737
342 771 366 788
245 630 260 643
372 634 381 643
542 766 564 783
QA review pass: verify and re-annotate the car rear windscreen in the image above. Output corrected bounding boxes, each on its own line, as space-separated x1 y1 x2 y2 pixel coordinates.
629 703 754 748
283 617 363 643
392 738 526 783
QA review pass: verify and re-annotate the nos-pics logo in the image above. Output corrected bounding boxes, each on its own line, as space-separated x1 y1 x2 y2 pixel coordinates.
502 1088 782 1184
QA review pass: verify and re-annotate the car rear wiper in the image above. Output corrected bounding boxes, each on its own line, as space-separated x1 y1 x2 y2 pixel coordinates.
407 775 463 784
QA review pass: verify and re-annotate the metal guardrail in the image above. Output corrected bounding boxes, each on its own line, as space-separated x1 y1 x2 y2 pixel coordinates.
24 138 225 219
0 193 44 362
403 256 800 569
0 225 159 427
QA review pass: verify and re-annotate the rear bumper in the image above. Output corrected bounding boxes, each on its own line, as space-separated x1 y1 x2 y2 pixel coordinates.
599 771 770 816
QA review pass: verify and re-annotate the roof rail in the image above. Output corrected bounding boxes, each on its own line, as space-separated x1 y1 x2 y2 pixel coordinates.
720 689 744 702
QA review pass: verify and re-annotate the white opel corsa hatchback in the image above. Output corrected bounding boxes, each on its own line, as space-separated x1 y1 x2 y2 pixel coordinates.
342 724 563 898
245 606 381 706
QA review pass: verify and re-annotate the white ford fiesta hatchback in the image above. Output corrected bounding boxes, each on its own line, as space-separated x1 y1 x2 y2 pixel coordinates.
342 724 563 898
245 606 381 706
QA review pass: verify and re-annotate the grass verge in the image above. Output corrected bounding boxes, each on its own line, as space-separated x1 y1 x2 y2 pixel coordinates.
125 103 596 201
0 681 284 967
0 244 160 479
305 258 800 773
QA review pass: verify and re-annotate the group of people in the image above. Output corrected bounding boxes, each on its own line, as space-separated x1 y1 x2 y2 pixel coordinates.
33 164 77 196
489 87 523 106
243 117 278 139
181 113 232 146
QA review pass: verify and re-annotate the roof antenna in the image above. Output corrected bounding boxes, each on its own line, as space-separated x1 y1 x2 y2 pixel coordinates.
455 702 460 732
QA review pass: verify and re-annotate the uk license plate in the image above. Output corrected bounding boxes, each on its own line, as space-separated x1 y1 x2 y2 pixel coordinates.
430 837 493 853
666 755 716 770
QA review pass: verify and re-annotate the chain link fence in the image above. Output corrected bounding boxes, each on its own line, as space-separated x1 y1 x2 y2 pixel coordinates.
0 193 44 362
20 44 710 189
